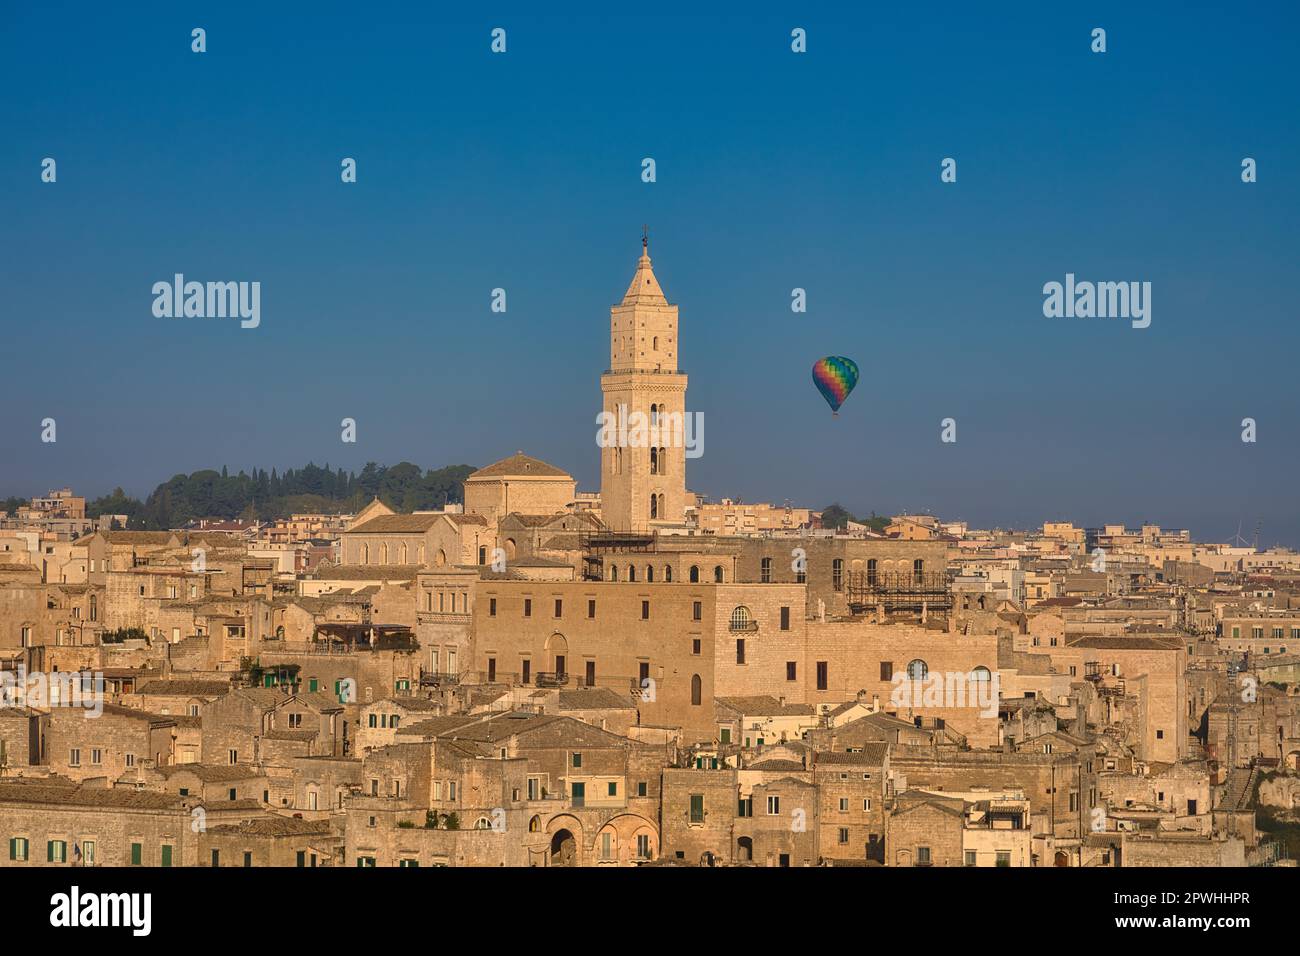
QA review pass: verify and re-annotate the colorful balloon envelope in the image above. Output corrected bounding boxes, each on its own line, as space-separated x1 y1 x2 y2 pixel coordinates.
812 356 859 415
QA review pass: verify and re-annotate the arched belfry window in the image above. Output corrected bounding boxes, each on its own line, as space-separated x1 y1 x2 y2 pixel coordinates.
691 674 702 706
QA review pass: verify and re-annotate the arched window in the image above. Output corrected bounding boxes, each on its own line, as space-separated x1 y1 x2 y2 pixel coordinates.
650 404 658 425
714 565 724 583
400 543 408 564
650 496 657 520
664 565 673 583
475 817 492 830
361 544 369 564
659 448 668 476
529 815 541 832
729 606 753 631
907 659 929 680
689 566 699 583
659 493 666 518
380 544 388 564
610 564 619 582
650 447 658 475
653 336 658 350
625 565 635 582
970 666 992 683
275 625 285 639
436 549 447 567
691 674 702 706
89 594 97 622
646 565 654 582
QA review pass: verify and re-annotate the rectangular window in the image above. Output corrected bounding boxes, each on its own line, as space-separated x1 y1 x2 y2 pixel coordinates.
555 598 563 618
965 850 977 867
161 844 172 867
780 607 790 630
736 639 745 664
523 598 532 617
522 659 531 684
917 846 931 866
585 661 596 686
786 661 797 681
692 638 701 655
588 599 596 619
692 601 702 621
760 558 772 583
880 661 893 681
766 796 780 815
487 658 496 682
489 598 496 617
689 794 705 823
572 752 582 768
49 840 68 864
9 838 28 861
608 782 618 797
69 749 80 767
838 828 849 844
996 851 1011 867
816 661 828 691
641 600 650 620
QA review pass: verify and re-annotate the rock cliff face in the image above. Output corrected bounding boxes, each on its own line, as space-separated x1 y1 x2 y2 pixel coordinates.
1258 773 1300 811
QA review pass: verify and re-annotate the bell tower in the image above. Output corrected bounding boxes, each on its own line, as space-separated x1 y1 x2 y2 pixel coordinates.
599 234 689 532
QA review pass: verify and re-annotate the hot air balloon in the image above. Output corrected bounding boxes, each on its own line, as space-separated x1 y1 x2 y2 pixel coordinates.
811 356 859 416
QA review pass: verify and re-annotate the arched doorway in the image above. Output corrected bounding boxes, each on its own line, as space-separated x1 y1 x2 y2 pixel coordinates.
545 632 569 680
1054 850 1069 867
550 829 577 866
737 837 753 862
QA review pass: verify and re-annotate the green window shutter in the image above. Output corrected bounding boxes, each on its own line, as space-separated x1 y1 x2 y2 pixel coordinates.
161 845 172 867
131 842 142 865
47 841 54 862
297 850 306 867
8 838 14 860
309 679 318 693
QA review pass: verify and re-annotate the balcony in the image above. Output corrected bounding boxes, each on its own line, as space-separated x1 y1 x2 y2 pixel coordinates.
419 672 460 687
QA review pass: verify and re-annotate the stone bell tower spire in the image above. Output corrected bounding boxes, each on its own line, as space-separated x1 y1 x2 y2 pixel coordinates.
599 233 689 532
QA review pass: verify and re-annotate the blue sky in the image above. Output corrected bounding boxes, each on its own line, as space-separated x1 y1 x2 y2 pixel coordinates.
2 2 1298 544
